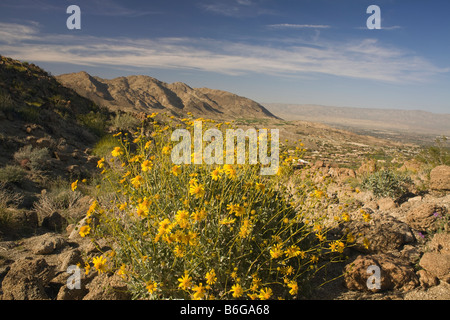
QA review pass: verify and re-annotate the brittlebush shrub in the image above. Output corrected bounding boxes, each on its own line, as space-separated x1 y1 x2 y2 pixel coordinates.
361 169 412 199
79 113 364 300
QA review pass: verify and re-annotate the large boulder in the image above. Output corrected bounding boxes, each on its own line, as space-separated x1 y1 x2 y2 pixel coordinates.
406 203 448 232
344 253 419 293
340 211 415 253
82 273 131 300
430 165 450 191
27 233 67 255
419 233 450 283
1 257 55 300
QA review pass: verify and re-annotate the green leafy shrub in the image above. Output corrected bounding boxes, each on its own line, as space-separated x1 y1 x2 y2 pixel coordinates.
361 169 413 199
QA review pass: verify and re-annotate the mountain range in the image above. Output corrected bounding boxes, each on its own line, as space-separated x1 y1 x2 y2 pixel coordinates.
56 72 278 121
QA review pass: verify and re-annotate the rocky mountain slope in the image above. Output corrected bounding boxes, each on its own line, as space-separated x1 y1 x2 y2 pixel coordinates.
56 72 278 120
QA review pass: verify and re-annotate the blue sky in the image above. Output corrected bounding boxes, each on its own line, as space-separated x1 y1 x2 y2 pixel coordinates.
0 0 449 114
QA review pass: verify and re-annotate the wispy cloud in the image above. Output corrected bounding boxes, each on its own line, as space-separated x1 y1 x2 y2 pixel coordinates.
199 0 274 17
268 24 331 29
0 22 446 84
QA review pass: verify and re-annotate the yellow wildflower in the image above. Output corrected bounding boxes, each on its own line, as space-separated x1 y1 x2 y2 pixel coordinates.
255 183 265 192
146 280 158 294
97 158 105 168
84 261 91 275
175 210 190 228
192 283 206 300
191 209 207 222
79 225 90 238
231 284 244 298
92 256 108 273
220 217 236 225
287 281 298 296
118 264 127 279
178 272 192 290
141 160 153 172
171 165 182 176
130 175 143 188
71 180 78 191
270 243 283 259
258 287 272 300
211 168 222 181
111 147 123 157
144 140 152 150
284 245 301 258
205 269 217 286
174 246 185 257
189 182 205 199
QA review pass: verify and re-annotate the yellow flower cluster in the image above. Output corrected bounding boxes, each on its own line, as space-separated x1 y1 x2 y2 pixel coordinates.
81 112 365 300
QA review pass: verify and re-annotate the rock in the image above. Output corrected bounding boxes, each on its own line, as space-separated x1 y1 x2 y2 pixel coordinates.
344 253 419 293
419 251 450 283
377 197 398 211
7 209 39 233
58 249 83 272
83 273 131 300
57 283 89 300
35 137 54 149
430 165 450 191
357 159 377 176
341 212 414 253
408 196 423 203
68 217 88 240
417 269 439 289
66 164 82 176
427 233 450 254
399 160 422 173
29 233 67 255
406 203 448 232
42 211 67 232
419 252 450 283
1 257 55 300
404 282 450 300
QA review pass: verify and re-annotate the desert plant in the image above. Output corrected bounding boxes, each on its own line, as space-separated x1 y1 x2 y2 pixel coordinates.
77 111 110 137
416 136 450 167
78 114 367 300
111 112 141 132
0 91 14 112
14 145 50 172
34 187 84 225
92 134 122 158
0 165 27 185
360 169 413 199
0 182 23 229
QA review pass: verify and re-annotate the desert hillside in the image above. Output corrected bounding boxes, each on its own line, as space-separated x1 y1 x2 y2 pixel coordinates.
56 72 278 121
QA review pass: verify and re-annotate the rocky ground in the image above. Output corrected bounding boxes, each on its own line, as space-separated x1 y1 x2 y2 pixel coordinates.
0 162 448 300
